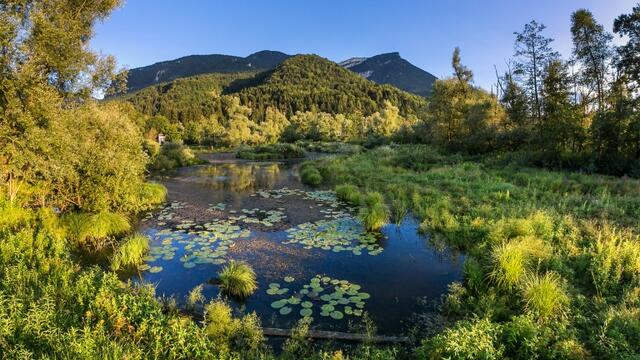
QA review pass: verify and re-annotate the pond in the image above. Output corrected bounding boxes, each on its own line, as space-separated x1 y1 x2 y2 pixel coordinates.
133 153 464 336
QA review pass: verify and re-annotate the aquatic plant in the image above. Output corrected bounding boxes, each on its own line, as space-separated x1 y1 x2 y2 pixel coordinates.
218 261 258 298
63 211 130 247
267 275 369 322
284 217 383 255
358 193 389 231
300 163 323 185
186 284 206 310
521 272 568 320
335 184 362 206
110 233 150 271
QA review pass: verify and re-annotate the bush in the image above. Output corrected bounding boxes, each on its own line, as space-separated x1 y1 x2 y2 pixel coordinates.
218 261 258 298
149 142 200 172
110 234 149 271
204 300 264 354
335 184 362 205
417 318 504 360
236 143 306 160
300 164 323 186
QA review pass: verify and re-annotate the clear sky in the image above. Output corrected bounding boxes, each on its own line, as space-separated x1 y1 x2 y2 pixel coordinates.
91 0 636 91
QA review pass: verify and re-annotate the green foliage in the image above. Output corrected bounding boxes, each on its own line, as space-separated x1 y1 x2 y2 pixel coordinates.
335 184 362 206
300 163 323 186
63 211 131 248
204 300 264 354
236 143 306 160
148 142 201 172
358 192 390 231
418 318 504 360
218 261 258 298
110 234 150 271
521 272 568 321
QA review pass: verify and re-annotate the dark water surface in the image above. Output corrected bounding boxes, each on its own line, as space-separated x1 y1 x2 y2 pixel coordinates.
133 154 464 335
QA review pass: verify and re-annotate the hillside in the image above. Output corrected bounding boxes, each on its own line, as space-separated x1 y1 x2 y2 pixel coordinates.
123 54 428 124
126 50 290 92
232 54 428 121
340 52 437 96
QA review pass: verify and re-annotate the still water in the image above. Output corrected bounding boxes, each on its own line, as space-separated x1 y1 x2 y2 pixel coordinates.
133 153 464 335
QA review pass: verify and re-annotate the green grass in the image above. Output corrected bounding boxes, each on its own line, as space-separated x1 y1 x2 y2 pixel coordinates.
358 192 390 231
110 234 150 271
521 272 568 321
335 184 362 205
63 211 131 248
218 261 258 298
300 163 323 186
312 144 640 357
236 143 306 160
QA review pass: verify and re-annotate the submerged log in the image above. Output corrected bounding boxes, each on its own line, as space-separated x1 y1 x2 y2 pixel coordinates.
261 327 410 343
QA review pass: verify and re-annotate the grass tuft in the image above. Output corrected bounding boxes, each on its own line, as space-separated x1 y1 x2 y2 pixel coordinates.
218 261 258 298
110 233 149 271
335 184 362 205
521 272 568 320
359 192 390 231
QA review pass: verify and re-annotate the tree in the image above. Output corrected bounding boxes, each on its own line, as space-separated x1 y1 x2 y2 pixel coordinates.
513 21 559 124
541 59 585 153
259 107 290 144
614 4 640 91
571 9 613 110
452 47 474 91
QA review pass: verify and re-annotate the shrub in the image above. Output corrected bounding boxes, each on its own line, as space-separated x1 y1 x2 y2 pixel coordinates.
300 164 323 186
521 272 568 321
204 300 264 354
218 261 258 298
149 142 200 172
359 192 390 231
236 143 306 160
500 315 541 359
417 318 504 360
335 184 362 205
110 234 150 271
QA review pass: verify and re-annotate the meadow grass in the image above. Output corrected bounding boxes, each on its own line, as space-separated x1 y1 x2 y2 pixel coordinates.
218 261 258 298
110 233 150 271
521 272 569 321
358 192 390 231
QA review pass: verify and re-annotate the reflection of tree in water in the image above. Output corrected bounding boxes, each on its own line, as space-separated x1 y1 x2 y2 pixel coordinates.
195 164 281 192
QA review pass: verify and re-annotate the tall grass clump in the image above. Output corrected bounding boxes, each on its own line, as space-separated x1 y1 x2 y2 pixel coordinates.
110 234 149 271
587 224 640 297
335 184 362 205
521 272 568 321
490 235 552 290
218 261 258 298
63 211 130 248
359 192 390 231
300 163 323 186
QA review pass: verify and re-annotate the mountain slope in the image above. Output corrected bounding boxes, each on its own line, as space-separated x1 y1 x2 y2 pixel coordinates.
122 54 427 125
230 54 428 120
341 52 437 96
125 50 290 93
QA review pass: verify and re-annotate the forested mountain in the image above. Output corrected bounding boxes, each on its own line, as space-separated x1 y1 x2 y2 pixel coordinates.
126 50 290 92
232 55 428 120
122 54 427 126
339 52 438 96
125 50 437 96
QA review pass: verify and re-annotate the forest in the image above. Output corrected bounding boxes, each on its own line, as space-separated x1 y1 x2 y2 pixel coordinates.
0 0 639 359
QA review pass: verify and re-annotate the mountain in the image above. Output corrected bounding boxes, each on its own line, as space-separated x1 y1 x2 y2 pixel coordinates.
122 54 427 125
339 52 437 96
231 55 428 120
125 50 291 93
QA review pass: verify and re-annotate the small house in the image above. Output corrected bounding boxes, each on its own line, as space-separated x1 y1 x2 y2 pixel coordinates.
157 133 166 145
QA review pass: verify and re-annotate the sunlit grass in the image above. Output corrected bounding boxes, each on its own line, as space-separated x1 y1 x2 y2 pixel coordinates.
218 261 258 298
359 192 389 231
63 211 131 248
521 272 568 320
335 184 362 206
110 233 149 271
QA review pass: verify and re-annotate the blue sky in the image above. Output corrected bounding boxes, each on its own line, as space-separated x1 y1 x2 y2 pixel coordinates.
92 0 635 91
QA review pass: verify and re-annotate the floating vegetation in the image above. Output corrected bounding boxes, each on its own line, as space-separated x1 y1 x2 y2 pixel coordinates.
230 208 286 227
142 218 251 272
284 217 383 255
156 201 187 222
267 275 369 322
208 202 226 211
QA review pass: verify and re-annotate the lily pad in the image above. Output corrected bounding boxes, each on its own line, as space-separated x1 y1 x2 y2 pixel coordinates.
279 306 292 315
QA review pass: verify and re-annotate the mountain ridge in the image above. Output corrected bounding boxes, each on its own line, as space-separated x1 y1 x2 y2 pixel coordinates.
125 51 437 96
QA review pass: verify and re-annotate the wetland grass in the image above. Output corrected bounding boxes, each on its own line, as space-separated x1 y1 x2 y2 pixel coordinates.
110 233 150 271
358 192 390 231
218 261 258 298
335 184 362 206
